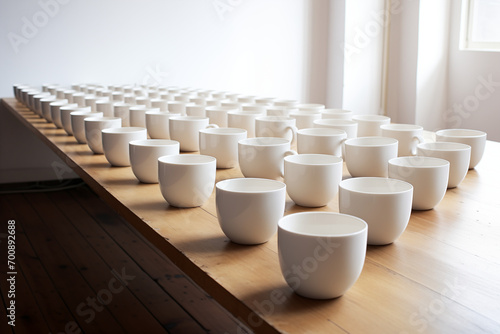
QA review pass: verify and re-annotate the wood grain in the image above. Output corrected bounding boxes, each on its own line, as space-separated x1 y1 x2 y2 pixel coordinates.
2 97 500 333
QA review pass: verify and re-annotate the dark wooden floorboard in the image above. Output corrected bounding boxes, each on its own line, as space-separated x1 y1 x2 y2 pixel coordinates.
0 181 250 334
67 186 249 334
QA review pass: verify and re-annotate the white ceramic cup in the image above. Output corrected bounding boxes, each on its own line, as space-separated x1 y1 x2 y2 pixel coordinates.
435 129 487 169
61 106 91 135
297 103 325 112
266 106 293 117
84 116 122 154
145 111 181 139
297 128 347 157
227 110 266 138
313 119 358 139
381 123 424 156
339 177 413 245
199 127 247 168
186 104 206 117
206 106 238 127
71 111 103 144
238 137 297 180
321 109 353 120
169 116 219 152
278 212 367 299
167 101 188 114
95 100 115 117
129 139 180 183
352 115 391 137
388 156 450 210
129 105 152 127
150 98 169 111
216 178 286 245
158 154 216 208
50 100 74 129
289 110 322 130
113 103 131 127
284 154 343 207
255 116 297 143
40 97 59 122
344 137 398 177
33 93 51 116
417 142 471 188
102 127 148 167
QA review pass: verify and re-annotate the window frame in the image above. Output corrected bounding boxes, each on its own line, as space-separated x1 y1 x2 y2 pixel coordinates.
460 0 500 52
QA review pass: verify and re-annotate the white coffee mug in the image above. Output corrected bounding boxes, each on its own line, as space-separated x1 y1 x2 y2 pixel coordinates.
344 137 398 177
238 137 297 180
381 123 424 156
84 116 122 154
102 127 148 167
169 116 218 152
158 154 216 208
339 177 413 245
255 116 297 144
278 212 367 299
417 142 471 188
297 128 347 157
388 156 450 210
435 129 486 169
129 139 179 183
227 110 266 138
284 154 343 207
199 127 247 168
145 111 181 139
216 178 286 245
313 119 358 139
352 115 390 137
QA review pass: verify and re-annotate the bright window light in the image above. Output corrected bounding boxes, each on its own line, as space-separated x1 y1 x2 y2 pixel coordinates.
461 0 500 51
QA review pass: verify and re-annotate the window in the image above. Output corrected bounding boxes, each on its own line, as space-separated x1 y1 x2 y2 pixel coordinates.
460 0 500 51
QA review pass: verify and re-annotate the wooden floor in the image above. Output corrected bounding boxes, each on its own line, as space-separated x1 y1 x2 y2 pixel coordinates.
0 179 250 334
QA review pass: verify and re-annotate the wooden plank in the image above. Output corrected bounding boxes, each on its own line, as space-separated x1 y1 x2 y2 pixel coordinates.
3 97 500 333
22 191 172 334
44 187 208 334
0 194 80 334
66 185 251 334
5 192 126 333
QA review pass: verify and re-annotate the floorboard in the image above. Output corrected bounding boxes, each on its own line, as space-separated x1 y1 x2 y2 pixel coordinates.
0 180 250 334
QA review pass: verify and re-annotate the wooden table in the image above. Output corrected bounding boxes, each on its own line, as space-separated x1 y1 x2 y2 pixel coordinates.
2 97 500 333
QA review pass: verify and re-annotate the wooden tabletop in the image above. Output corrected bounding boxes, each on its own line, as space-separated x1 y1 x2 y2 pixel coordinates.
2 97 500 333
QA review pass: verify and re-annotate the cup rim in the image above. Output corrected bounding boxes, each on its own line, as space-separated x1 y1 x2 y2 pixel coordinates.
146 110 181 116
345 136 398 146
436 128 487 138
321 108 352 114
380 123 423 131
71 111 102 117
339 177 413 195
170 115 208 121
256 115 295 121
284 154 343 165
388 156 450 168
158 154 215 165
352 115 390 122
199 127 247 135
417 142 471 152
298 128 346 136
314 119 357 126
278 212 367 238
102 127 147 134
239 137 290 146
84 116 122 122
216 177 285 193
129 139 180 147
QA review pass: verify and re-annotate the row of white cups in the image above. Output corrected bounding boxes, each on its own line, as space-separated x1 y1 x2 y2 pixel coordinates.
14 83 487 299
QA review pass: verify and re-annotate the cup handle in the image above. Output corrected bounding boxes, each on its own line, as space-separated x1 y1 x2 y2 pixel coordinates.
280 149 298 178
285 125 298 145
340 137 348 159
206 123 219 129
411 135 424 156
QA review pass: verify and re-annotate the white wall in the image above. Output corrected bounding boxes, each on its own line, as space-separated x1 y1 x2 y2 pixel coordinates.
342 0 386 115
445 0 500 141
0 0 310 183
